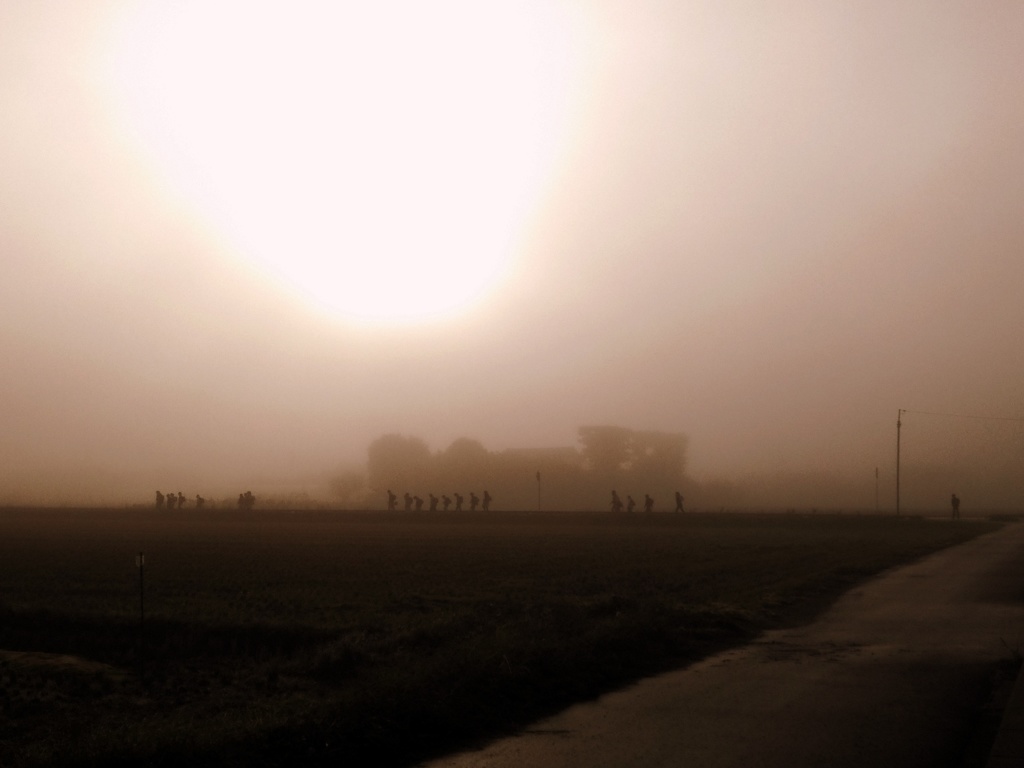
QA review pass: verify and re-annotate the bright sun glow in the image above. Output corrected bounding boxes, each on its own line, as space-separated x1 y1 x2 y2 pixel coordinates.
106 1 574 324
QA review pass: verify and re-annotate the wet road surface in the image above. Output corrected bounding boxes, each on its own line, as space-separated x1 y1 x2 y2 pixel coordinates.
422 522 1024 768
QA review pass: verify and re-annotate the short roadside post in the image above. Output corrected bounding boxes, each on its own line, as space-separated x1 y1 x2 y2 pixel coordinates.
136 552 145 684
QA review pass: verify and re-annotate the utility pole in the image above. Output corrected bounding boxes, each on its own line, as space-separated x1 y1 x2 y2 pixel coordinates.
896 409 903 516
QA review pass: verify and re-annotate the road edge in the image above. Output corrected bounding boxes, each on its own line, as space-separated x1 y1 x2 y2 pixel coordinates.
987 659 1024 768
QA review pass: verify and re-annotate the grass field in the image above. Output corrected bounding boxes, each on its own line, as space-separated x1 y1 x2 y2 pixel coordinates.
0 508 999 767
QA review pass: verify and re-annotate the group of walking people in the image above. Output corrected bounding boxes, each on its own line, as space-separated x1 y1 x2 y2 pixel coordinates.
611 490 686 514
154 491 252 510
155 491 205 510
388 489 492 513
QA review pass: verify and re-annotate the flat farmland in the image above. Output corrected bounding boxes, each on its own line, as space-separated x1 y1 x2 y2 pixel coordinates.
0 508 998 767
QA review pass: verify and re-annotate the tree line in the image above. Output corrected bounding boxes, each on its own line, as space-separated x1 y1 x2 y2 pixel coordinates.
350 426 689 511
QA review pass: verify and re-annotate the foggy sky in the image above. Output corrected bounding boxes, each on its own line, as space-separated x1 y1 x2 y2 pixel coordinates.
2 0 1023 505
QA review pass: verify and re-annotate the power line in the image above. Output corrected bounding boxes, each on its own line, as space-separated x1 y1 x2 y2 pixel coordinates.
901 409 1024 424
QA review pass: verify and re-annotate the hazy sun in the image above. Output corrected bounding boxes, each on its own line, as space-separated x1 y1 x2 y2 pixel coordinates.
106 1 574 324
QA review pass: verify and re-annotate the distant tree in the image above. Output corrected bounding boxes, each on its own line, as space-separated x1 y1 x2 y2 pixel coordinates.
442 437 489 466
439 437 491 489
630 430 688 487
578 426 633 476
367 434 432 491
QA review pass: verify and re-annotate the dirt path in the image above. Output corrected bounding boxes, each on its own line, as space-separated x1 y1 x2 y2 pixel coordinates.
422 521 1024 768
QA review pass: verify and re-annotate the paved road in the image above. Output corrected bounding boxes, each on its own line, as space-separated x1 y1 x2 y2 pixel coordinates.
422 522 1024 768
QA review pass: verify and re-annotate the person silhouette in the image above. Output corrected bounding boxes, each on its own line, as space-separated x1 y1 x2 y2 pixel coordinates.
429 494 439 512
387 490 397 512
454 493 464 512
195 494 205 509
404 492 413 512
442 495 452 511
675 491 685 513
414 495 424 512
166 493 177 510
644 494 654 513
155 491 165 510
627 495 636 514
482 490 492 512
611 490 623 513
177 492 186 509
951 493 960 520
470 493 479 512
